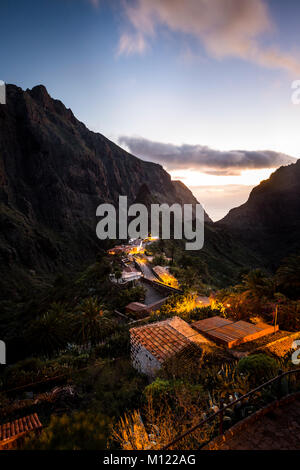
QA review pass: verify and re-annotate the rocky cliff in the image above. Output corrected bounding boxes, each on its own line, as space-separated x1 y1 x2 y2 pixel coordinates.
0 84 210 295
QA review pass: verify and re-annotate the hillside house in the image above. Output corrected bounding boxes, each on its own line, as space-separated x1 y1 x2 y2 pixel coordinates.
130 316 210 377
125 297 169 319
110 266 142 284
121 266 142 282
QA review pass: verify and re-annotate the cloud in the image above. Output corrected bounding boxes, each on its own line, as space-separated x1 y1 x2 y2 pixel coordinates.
119 136 296 175
118 0 300 75
117 32 148 56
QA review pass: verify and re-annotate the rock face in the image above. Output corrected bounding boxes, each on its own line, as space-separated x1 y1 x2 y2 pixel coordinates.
217 160 300 268
0 84 210 284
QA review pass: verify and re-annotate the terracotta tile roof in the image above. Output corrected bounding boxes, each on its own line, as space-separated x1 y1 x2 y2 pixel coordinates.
0 413 42 443
167 317 211 345
130 316 206 363
131 323 191 363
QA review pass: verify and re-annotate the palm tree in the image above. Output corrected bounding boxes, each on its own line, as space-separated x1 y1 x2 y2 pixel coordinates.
27 302 70 354
238 269 275 301
75 297 112 345
276 255 300 296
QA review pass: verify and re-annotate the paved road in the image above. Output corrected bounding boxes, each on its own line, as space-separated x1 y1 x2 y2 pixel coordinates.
140 280 166 305
135 259 157 281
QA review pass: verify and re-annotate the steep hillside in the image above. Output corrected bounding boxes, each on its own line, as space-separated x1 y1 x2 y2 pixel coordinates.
0 84 210 298
217 160 300 268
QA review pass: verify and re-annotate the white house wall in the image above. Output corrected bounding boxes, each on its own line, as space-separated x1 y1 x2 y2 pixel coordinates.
131 341 161 377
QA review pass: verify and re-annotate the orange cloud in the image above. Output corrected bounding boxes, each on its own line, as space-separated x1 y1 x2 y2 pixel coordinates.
119 0 300 75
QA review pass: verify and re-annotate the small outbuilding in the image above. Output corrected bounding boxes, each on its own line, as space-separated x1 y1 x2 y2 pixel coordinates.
192 316 279 348
126 302 148 318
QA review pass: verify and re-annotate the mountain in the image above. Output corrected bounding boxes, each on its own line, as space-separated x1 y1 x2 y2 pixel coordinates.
0 84 210 299
2 83 297 300
217 159 300 268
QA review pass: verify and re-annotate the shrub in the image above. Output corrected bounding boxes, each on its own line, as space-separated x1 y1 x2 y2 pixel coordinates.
12 357 44 372
237 354 278 385
143 378 172 402
143 378 204 409
24 411 110 450
113 382 211 450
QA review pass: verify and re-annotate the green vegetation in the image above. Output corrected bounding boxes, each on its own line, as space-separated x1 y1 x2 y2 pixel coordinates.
1 250 300 450
150 293 219 322
112 353 297 450
213 264 300 331
152 254 169 266
237 354 278 385
24 412 110 450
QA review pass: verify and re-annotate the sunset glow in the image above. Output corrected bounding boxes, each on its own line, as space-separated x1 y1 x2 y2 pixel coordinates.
169 168 278 188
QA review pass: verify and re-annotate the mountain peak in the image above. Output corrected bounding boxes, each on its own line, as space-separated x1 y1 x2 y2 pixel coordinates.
0 83 210 287
28 84 51 105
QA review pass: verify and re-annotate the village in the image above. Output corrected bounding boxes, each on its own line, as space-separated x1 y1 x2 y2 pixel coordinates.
0 236 300 450
105 237 298 379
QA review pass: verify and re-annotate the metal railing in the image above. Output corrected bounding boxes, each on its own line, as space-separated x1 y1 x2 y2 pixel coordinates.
162 368 300 450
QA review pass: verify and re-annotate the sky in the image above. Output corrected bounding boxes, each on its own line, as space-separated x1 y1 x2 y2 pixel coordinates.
1 0 300 220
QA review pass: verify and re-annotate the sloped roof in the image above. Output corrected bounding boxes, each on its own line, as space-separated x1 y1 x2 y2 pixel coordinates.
192 316 234 333
0 413 42 443
192 316 278 348
131 322 191 363
130 316 208 363
166 316 211 345
123 266 140 273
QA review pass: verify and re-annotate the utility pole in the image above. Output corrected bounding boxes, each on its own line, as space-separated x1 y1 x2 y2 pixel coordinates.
274 304 278 333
